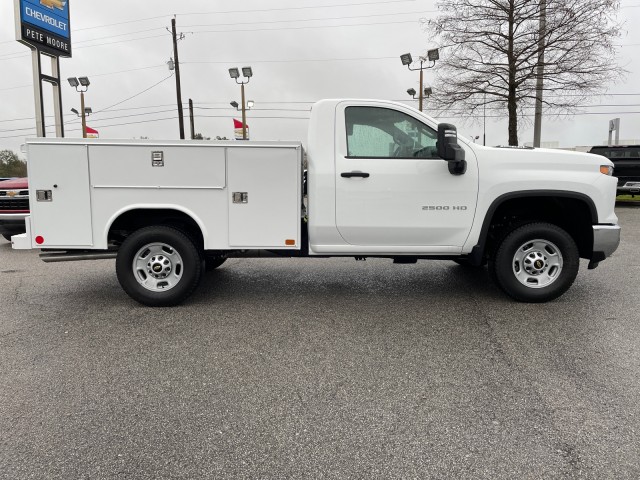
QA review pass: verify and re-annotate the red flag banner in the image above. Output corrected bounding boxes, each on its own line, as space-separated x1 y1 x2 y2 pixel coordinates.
85 126 99 138
233 119 249 140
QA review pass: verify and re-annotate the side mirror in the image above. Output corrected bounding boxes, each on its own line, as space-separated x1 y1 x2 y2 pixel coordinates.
437 123 467 175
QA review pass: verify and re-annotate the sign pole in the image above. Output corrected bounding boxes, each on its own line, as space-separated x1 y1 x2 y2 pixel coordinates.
16 0 72 138
31 49 45 137
51 55 64 137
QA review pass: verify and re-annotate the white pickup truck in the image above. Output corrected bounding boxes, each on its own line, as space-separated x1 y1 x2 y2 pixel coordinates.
12 99 620 306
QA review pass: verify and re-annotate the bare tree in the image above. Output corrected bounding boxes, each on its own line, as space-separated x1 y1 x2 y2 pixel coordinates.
424 0 623 145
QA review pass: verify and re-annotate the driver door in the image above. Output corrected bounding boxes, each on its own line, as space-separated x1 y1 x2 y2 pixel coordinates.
334 104 478 248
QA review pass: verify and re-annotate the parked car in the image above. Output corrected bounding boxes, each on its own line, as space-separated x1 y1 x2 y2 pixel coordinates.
589 145 640 196
0 177 29 241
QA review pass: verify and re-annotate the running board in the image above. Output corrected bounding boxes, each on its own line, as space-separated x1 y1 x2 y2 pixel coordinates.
40 251 118 263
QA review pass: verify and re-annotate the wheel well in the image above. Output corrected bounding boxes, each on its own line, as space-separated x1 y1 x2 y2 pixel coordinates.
108 209 204 247
484 196 594 259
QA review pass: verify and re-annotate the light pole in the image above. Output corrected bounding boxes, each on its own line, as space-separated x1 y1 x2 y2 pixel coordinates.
229 67 253 140
400 50 439 112
68 77 90 138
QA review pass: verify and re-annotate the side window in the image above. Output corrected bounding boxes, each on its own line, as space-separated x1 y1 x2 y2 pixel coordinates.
345 106 439 159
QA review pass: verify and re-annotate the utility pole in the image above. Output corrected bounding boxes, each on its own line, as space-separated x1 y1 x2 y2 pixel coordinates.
483 92 486 146
533 0 547 148
189 99 195 139
171 17 185 139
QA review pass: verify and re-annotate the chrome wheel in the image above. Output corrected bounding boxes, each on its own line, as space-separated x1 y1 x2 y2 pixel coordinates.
132 242 184 292
512 239 563 289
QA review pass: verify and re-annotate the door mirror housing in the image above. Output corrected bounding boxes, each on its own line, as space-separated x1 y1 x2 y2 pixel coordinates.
437 123 467 175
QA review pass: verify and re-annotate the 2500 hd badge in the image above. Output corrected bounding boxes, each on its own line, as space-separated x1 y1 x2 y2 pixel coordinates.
422 205 468 211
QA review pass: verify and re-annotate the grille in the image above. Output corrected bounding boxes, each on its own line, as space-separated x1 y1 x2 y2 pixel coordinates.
0 199 29 210
0 190 28 197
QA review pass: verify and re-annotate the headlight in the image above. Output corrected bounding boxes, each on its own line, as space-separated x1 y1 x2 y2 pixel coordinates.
600 165 614 176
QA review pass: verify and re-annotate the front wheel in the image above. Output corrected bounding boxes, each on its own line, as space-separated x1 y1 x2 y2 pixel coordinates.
489 223 579 303
116 226 203 307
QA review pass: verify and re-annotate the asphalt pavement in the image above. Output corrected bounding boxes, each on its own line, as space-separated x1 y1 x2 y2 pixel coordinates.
0 205 639 479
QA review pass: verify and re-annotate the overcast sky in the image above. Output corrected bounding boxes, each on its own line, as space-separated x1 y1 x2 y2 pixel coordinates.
1 0 639 155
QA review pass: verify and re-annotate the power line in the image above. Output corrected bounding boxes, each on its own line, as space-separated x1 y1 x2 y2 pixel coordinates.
190 19 419 36
181 10 430 29
0 64 167 92
0 0 417 45
0 15 423 61
181 56 398 65
94 74 174 114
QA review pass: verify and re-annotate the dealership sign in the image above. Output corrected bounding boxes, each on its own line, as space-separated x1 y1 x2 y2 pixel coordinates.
15 0 72 57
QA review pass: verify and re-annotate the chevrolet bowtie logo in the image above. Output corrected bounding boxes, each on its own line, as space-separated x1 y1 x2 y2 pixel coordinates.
6 191 18 198
40 0 66 10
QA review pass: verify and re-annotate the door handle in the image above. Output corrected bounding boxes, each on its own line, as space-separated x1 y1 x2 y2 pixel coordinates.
341 171 370 178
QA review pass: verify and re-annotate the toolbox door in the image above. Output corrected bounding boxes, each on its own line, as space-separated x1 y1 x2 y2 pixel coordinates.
28 143 93 247
227 147 300 248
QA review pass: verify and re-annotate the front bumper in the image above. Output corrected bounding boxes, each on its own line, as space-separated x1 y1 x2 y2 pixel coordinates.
617 181 640 195
589 224 621 268
0 212 28 234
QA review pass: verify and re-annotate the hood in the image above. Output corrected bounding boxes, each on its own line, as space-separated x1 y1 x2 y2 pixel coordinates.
0 177 28 189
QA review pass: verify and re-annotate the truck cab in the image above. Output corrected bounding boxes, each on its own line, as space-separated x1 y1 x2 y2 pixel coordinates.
307 100 478 255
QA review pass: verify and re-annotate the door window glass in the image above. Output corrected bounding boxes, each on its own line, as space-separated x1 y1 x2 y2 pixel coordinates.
345 106 439 158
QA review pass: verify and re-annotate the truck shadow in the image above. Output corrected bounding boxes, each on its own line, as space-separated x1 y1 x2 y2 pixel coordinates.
192 259 502 307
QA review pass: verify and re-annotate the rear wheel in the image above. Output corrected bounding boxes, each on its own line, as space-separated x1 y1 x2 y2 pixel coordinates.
116 226 203 306
489 222 579 303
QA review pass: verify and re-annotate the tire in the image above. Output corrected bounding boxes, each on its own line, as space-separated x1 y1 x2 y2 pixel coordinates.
205 255 227 272
2 234 13 242
116 226 203 307
488 222 579 303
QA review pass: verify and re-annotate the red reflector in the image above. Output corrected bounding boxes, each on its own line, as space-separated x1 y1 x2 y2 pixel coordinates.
35 236 44 245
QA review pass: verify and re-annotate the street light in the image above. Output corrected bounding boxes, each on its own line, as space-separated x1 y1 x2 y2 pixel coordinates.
231 100 254 111
400 49 439 112
70 107 92 116
407 87 432 104
68 76 90 138
228 66 253 140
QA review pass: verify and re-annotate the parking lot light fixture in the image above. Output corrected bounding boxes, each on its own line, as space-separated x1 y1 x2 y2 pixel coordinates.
400 50 438 112
427 49 440 62
407 88 417 97
230 101 239 109
247 100 254 109
68 75 90 138
228 66 254 140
